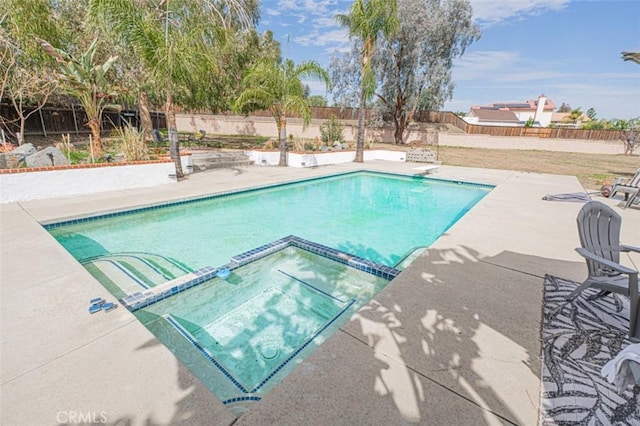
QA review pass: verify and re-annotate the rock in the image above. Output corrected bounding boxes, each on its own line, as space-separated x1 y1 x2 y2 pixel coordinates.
11 143 37 157
0 143 36 169
25 146 71 167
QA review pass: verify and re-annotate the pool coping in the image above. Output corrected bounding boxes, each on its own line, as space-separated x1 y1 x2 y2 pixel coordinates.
2 161 639 425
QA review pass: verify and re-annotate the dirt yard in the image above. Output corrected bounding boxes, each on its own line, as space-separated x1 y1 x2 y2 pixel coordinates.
375 142 639 190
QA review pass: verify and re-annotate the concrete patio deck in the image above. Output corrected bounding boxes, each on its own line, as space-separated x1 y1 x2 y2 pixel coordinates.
1 161 638 425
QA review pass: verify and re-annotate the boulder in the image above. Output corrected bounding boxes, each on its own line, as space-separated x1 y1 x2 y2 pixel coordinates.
0 143 37 169
11 143 37 157
25 146 71 168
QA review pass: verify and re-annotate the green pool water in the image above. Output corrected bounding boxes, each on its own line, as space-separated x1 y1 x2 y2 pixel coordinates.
48 171 491 270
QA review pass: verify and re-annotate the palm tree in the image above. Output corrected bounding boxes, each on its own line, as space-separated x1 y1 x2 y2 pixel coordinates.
337 0 398 162
88 0 251 178
233 59 329 166
568 108 584 125
622 51 640 65
38 38 118 158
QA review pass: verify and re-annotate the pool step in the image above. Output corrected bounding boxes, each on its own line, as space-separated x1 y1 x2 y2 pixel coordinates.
83 252 192 292
394 246 428 270
190 151 253 172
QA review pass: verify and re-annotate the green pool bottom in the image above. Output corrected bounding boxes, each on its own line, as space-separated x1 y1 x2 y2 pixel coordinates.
132 246 390 415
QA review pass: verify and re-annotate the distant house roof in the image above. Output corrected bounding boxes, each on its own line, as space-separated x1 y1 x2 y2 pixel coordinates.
472 96 556 112
489 103 531 110
468 108 520 122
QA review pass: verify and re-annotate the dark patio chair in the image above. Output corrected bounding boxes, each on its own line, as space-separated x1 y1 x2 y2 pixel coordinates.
568 201 640 341
187 130 206 147
151 129 168 145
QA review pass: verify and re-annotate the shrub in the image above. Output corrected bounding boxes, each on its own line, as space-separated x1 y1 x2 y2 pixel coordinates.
319 115 345 145
114 125 149 161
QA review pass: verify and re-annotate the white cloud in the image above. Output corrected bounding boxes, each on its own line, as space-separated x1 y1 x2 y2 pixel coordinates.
452 50 582 83
264 8 281 16
470 0 570 26
294 29 349 47
313 16 341 28
452 51 523 80
273 0 338 15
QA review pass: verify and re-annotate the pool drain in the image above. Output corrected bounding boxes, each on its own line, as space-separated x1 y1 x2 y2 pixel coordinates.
261 346 279 360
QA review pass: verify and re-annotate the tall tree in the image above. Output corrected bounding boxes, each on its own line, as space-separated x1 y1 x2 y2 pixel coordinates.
0 0 63 144
188 28 281 113
374 0 479 144
336 0 399 162
307 95 328 107
38 38 119 158
233 58 329 166
328 46 362 109
88 0 254 178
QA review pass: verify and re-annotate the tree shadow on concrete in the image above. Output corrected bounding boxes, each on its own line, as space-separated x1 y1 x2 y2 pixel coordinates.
341 244 583 424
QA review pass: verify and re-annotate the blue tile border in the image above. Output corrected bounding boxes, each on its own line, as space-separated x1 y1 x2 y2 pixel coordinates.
166 315 249 394
222 396 262 405
228 235 402 281
120 266 218 311
42 170 493 228
277 269 346 303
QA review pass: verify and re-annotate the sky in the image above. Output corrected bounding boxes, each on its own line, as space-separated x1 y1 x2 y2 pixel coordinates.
258 0 640 120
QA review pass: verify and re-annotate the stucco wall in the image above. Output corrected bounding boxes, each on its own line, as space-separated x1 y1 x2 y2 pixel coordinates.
245 149 406 167
176 113 440 144
0 157 192 203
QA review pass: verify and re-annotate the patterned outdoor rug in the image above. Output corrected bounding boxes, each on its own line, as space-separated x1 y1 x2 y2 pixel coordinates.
541 275 640 425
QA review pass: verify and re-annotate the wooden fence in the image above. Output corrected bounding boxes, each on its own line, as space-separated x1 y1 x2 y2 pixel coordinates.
407 111 623 141
0 103 166 140
1 103 625 142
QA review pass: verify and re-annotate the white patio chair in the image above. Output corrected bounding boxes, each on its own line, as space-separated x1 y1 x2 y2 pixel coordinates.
568 201 640 341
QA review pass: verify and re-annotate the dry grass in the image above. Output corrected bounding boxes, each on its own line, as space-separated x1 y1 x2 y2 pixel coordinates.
376 143 639 190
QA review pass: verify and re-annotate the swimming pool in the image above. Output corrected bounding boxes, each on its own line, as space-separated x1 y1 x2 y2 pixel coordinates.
47 171 491 270
44 171 491 414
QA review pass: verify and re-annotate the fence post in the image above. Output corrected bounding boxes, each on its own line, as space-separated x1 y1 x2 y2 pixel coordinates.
38 108 47 137
71 104 80 135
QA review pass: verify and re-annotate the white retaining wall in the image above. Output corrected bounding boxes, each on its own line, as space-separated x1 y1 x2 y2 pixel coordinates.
1 161 182 203
245 149 406 167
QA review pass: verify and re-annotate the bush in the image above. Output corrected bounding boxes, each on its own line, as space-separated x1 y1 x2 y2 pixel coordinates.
114 125 148 161
319 115 345 145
